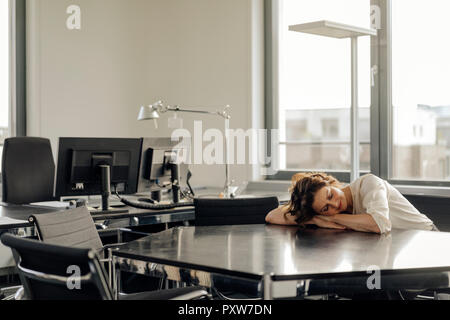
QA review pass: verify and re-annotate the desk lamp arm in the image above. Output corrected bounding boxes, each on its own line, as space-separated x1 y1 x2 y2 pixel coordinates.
151 102 236 198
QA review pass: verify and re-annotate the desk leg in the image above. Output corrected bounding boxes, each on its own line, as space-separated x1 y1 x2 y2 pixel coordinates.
111 256 121 300
107 248 112 288
263 274 273 300
111 255 116 299
164 278 169 289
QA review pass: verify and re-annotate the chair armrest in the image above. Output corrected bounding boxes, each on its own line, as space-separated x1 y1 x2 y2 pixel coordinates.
102 243 125 251
171 289 212 300
118 287 212 300
14 287 26 300
95 223 107 230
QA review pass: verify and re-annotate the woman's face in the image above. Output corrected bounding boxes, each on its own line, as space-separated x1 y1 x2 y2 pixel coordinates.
312 185 347 216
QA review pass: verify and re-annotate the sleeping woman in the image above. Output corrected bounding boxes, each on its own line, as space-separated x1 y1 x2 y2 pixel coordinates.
265 172 438 234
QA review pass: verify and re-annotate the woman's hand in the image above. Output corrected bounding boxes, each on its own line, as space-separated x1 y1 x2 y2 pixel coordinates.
304 216 347 230
265 206 298 226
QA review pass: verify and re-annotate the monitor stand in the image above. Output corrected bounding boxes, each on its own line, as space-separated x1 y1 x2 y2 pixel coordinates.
90 165 129 215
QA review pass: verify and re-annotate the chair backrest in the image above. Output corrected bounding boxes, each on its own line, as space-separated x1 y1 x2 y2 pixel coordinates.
194 196 279 226
0 233 112 300
2 137 55 204
29 206 103 252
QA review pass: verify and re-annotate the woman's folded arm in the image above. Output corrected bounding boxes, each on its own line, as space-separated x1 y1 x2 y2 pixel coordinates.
317 214 381 234
265 205 298 226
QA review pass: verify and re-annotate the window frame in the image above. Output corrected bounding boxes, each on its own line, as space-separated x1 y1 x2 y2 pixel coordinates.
264 0 450 193
0 0 25 177
264 0 373 182
5 0 26 139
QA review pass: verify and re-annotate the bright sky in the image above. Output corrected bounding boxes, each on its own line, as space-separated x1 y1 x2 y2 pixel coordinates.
281 0 371 110
280 0 450 111
392 0 450 108
1 0 9 128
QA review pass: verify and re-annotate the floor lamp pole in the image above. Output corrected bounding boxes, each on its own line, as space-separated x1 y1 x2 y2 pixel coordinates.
351 36 360 182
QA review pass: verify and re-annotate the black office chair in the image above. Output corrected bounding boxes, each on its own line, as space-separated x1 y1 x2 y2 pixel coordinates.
27 206 200 296
193 196 279 299
194 196 279 226
1 233 210 300
29 206 105 251
2 137 55 204
28 206 150 287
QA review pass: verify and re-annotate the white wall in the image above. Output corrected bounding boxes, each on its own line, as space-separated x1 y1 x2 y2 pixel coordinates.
26 0 264 188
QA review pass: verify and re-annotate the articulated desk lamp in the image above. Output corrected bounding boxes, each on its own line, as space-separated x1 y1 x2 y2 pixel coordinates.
138 101 238 198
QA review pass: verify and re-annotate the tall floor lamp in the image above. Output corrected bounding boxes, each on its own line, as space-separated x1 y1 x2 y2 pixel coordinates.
289 20 377 182
138 101 238 198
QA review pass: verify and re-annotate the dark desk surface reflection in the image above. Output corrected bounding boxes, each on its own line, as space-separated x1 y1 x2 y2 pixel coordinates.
0 202 194 230
114 224 450 280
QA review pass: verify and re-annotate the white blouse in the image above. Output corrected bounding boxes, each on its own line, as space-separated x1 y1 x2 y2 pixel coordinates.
349 174 435 234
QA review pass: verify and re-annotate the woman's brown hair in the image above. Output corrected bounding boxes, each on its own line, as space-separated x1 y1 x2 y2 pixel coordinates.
286 172 342 226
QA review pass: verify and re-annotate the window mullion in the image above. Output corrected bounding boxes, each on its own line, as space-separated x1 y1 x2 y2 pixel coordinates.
264 0 280 174
370 0 380 177
14 0 26 137
373 0 392 181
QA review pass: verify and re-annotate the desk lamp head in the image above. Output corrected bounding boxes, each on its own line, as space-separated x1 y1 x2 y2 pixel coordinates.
138 101 164 128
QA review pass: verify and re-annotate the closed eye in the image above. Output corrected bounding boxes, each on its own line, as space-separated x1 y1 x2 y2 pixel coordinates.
320 188 333 213
322 190 332 212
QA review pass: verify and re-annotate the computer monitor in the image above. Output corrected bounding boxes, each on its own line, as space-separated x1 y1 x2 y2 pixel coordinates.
55 137 142 212
137 137 190 203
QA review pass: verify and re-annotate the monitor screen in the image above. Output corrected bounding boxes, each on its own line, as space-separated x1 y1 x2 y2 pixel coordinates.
56 138 142 197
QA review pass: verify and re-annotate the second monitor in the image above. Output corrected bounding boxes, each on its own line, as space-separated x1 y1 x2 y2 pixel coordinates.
137 137 191 203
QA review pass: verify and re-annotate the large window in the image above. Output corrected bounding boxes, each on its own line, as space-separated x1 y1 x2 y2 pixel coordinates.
0 0 10 161
391 0 450 181
276 0 371 173
268 0 450 189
